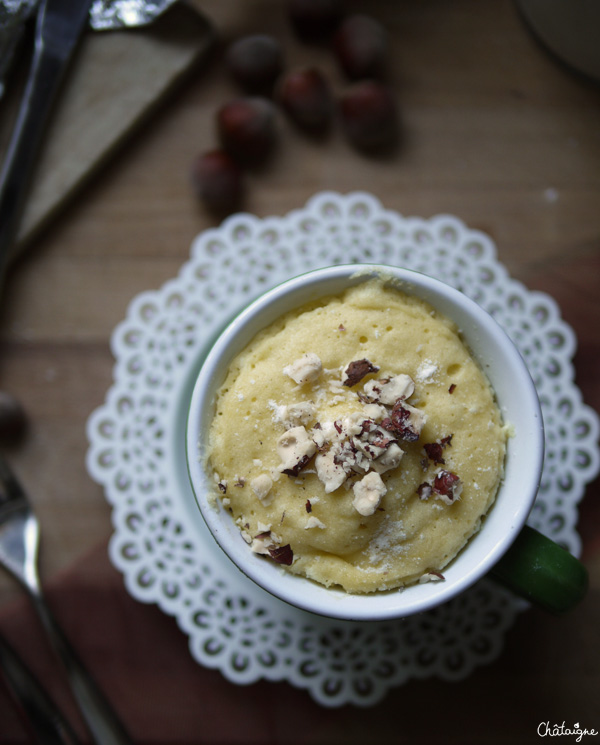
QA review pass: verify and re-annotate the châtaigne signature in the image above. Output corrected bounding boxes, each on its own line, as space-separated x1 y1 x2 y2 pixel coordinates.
538 722 598 742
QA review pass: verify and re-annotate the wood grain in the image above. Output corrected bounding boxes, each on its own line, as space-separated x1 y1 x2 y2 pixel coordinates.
0 0 598 739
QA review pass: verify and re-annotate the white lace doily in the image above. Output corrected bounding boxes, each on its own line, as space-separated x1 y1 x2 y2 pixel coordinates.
86 192 599 707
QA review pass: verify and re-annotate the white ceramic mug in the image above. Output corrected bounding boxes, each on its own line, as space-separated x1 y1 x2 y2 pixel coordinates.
186 264 587 621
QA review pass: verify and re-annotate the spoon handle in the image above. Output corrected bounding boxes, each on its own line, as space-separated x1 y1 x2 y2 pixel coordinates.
29 589 133 745
0 630 81 745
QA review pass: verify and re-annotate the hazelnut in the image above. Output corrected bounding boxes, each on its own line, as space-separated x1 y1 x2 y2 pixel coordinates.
381 400 426 442
370 442 404 474
352 471 387 516
277 426 317 475
342 358 379 387
268 544 294 565
417 482 433 500
305 516 326 529
250 474 274 505
339 80 398 152
433 470 463 504
333 14 388 80
277 67 333 132
364 374 414 405
282 353 322 385
226 34 284 94
418 571 445 583
216 97 277 165
315 446 347 493
190 150 243 215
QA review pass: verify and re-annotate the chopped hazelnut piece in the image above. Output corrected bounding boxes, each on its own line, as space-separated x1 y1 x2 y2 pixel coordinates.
240 529 253 544
250 532 273 555
352 471 387 516
284 454 314 477
381 401 427 442
270 400 317 429
362 402 387 421
250 474 274 505
424 442 445 465
370 442 404 474
342 359 379 387
283 353 322 385
268 544 294 565
285 401 316 427
315 447 347 492
424 436 453 465
433 470 462 504
364 374 415 405
277 426 317 475
305 516 326 530
418 570 445 583
417 482 433 500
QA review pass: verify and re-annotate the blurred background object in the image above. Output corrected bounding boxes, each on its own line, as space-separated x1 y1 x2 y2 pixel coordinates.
517 0 600 81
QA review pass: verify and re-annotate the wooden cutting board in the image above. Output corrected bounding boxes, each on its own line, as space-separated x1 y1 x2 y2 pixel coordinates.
0 1 214 257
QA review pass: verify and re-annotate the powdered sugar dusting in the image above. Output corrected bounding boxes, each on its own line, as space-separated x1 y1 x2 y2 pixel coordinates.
367 515 407 567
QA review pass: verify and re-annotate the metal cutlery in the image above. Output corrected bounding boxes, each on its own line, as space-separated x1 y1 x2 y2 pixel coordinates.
0 629 81 745
0 0 181 286
0 454 132 745
0 0 93 287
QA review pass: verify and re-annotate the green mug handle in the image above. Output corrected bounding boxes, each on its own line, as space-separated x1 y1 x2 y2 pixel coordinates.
490 525 588 614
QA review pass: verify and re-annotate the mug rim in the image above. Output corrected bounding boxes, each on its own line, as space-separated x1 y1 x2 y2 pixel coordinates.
185 264 545 621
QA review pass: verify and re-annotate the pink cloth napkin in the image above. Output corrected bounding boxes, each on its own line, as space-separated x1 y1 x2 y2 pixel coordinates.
0 522 597 744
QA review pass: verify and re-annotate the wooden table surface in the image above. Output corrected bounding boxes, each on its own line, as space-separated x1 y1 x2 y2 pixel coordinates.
0 1 599 742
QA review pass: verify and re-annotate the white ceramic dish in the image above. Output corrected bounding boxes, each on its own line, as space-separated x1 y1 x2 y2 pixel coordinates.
186 264 545 621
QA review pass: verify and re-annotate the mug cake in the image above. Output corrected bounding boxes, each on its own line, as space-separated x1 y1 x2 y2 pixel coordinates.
204 278 508 593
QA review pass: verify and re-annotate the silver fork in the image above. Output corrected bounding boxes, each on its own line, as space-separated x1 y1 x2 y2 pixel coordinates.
0 455 132 745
